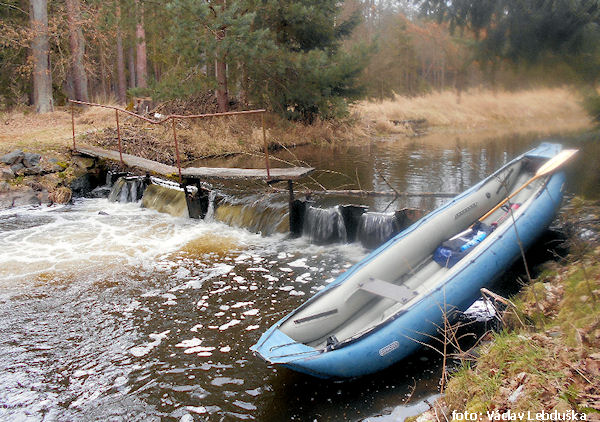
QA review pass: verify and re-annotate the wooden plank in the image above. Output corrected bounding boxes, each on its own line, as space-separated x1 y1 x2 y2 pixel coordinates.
359 278 417 304
75 145 314 181
181 166 314 180
75 145 178 176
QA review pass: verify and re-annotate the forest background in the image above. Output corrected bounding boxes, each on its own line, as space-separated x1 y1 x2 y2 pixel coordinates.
2 0 600 124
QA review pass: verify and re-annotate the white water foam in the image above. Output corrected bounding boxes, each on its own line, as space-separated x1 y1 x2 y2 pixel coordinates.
0 199 267 282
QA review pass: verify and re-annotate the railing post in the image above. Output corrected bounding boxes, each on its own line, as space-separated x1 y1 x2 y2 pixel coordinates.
115 109 124 166
71 100 76 150
262 112 271 180
172 117 182 183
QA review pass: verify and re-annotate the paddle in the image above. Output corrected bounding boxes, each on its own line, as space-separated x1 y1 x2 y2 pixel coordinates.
477 148 578 224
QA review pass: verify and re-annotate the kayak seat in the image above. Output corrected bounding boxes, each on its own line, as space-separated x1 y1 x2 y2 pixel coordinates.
358 278 417 304
293 308 338 325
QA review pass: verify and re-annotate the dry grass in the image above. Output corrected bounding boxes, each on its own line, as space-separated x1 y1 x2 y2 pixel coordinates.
356 87 592 136
0 105 116 155
0 87 592 161
0 102 366 163
440 247 600 416
83 112 367 163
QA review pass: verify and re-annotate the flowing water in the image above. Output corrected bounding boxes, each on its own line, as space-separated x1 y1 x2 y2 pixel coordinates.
0 131 598 421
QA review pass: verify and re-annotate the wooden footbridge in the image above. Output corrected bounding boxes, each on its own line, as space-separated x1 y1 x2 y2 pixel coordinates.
69 100 314 183
75 144 314 182
69 100 313 225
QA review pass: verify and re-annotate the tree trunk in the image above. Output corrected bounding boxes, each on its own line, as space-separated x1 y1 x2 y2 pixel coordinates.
128 45 136 89
29 0 53 113
66 0 88 102
215 57 228 112
215 26 229 113
99 43 108 100
239 62 249 107
206 52 215 79
135 0 147 88
153 61 160 82
116 1 127 104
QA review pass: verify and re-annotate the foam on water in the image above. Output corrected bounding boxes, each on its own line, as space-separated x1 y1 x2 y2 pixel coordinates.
0 198 267 282
0 197 373 421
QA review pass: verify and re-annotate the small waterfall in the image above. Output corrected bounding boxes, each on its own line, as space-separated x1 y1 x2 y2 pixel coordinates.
108 176 147 203
108 178 126 202
204 191 217 221
357 212 399 249
129 179 139 202
91 171 119 198
303 206 347 245
118 180 129 202
141 184 188 217
105 171 113 187
103 175 422 247
214 195 288 236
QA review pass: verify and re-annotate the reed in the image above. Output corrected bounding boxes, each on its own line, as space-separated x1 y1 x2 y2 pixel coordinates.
356 87 591 134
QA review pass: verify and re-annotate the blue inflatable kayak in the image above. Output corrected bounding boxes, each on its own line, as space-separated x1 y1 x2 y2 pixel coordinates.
251 143 568 378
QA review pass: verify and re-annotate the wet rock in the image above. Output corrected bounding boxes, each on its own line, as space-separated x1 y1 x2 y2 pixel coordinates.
42 161 65 174
26 180 44 191
38 190 50 204
73 156 96 169
1 150 24 165
1 167 14 180
47 157 66 169
90 185 111 198
20 165 43 176
0 193 12 209
11 188 42 207
22 152 41 168
70 173 93 195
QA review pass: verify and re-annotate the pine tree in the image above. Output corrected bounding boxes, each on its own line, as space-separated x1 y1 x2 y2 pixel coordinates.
30 0 54 113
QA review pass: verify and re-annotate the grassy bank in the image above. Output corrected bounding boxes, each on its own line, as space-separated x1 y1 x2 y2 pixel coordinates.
356 88 592 139
414 198 600 421
0 87 592 161
81 112 367 164
0 105 367 163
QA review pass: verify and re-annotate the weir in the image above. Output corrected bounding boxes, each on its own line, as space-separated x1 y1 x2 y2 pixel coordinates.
74 144 313 228
106 174 423 249
70 101 427 247
70 100 315 231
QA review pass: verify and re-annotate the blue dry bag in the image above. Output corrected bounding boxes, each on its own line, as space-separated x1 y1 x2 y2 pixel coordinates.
433 222 493 268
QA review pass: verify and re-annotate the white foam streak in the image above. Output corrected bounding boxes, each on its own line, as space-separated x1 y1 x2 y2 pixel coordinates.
0 199 267 282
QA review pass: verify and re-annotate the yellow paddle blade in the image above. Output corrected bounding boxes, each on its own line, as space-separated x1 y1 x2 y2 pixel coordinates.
535 149 578 177
477 148 578 224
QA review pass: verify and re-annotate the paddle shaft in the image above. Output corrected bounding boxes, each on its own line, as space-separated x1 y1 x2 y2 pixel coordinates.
478 174 539 223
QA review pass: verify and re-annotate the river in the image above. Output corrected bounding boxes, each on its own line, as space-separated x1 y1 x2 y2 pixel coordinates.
0 130 597 421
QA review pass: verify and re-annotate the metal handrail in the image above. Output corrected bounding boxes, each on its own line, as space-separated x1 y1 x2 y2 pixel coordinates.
69 99 271 183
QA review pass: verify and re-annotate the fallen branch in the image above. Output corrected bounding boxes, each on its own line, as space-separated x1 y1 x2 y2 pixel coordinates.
480 287 526 328
269 188 458 197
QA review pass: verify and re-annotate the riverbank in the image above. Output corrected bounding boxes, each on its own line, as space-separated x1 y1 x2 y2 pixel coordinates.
0 87 593 208
0 87 593 160
356 87 592 140
408 198 600 422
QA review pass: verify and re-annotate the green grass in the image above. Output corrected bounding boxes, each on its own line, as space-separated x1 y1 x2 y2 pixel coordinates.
440 223 600 417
